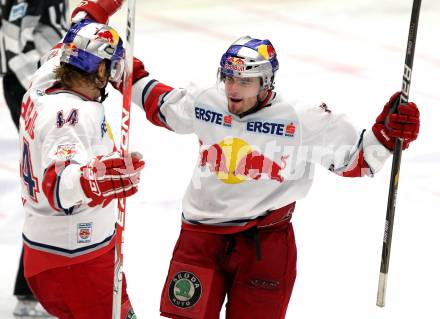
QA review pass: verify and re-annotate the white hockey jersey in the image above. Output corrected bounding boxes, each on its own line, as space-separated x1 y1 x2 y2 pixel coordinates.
133 77 391 229
19 45 117 277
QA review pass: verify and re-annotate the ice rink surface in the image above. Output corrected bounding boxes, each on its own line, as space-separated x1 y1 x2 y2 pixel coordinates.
1 0 439 318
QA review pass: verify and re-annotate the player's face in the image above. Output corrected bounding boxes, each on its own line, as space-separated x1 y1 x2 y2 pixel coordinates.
224 76 261 115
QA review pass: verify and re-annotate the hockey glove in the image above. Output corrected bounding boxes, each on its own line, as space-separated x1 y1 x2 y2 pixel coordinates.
372 92 420 151
112 57 149 92
71 0 124 24
80 151 145 207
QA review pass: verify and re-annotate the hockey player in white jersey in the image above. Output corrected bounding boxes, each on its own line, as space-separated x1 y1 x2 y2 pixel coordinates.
72 2 420 318
18 19 144 318
135 43 419 318
132 37 419 319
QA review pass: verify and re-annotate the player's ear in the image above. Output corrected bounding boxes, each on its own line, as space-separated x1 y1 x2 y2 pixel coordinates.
95 61 109 88
258 88 269 102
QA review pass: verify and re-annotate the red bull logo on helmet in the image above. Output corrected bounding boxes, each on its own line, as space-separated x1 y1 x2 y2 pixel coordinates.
96 29 119 45
64 42 78 57
257 44 276 60
199 137 288 184
224 57 246 72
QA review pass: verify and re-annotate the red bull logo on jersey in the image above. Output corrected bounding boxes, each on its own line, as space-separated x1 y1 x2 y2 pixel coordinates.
224 57 246 72
55 144 77 161
234 151 289 183
199 137 288 184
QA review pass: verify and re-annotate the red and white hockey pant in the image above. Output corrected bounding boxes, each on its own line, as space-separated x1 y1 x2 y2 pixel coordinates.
160 221 297 319
26 248 135 319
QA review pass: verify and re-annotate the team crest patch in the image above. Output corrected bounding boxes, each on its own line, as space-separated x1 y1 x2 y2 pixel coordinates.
168 271 202 308
55 144 77 160
77 223 92 243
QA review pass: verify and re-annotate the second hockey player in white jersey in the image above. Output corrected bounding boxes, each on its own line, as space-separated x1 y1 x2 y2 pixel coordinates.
19 19 144 318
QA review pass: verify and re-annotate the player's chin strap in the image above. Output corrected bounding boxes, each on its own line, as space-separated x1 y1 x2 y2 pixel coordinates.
100 87 109 102
95 76 109 102
95 67 111 102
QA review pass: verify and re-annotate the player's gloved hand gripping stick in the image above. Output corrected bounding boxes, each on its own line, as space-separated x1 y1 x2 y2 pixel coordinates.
80 152 144 208
373 92 420 151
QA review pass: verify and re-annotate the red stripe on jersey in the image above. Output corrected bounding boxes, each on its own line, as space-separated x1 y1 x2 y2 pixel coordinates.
144 83 173 128
341 149 371 177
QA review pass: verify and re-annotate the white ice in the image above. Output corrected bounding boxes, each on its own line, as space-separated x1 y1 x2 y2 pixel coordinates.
1 0 439 318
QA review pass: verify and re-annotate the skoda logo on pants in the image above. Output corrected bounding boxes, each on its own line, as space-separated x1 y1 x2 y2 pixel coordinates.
169 271 202 308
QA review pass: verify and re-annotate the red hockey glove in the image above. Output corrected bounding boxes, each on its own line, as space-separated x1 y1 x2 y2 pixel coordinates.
112 57 149 92
372 92 420 151
71 0 124 24
80 151 145 207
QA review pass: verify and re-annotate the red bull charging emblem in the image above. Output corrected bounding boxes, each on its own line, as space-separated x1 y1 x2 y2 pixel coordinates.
224 57 246 72
96 29 119 45
64 42 78 57
199 137 288 184
257 44 276 60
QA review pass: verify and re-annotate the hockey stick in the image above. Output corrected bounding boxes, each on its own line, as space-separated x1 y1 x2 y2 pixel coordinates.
112 0 136 318
376 0 421 308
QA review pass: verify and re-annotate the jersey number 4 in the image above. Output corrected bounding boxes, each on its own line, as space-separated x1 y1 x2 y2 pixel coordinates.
56 109 79 128
21 138 40 202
